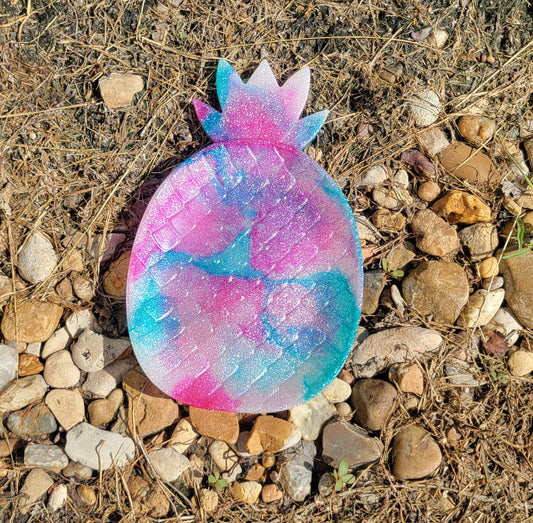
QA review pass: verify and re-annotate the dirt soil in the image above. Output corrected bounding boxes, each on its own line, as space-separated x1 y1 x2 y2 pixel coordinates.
1 0 533 521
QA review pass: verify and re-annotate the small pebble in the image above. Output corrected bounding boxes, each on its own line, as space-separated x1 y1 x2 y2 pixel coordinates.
24 443 69 470
478 257 499 278
418 181 441 202
245 463 265 482
389 363 424 395
102 251 131 296
322 378 352 403
336 401 352 418
508 350 533 376
199 488 218 513
357 165 388 189
209 440 239 472
42 328 70 359
457 115 496 146
77 485 97 507
18 231 58 284
99 73 143 109
47 484 68 513
18 468 54 515
72 274 94 301
149 448 190 482
351 379 397 431
482 276 504 290
168 417 198 453
262 455 276 468
43 350 80 388
262 483 284 503
433 190 491 224
408 89 441 127
18 353 43 377
418 127 450 156
45 389 85 430
230 481 262 504
318 472 336 497
0 344 17 392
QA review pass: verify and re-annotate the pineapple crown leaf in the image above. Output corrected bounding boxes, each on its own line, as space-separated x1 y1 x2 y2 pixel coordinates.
193 59 328 149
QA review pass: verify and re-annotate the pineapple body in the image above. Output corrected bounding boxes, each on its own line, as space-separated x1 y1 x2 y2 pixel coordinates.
127 61 362 412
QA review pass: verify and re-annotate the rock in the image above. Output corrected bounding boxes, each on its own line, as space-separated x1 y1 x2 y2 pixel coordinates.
262 483 283 503
318 472 336 496
18 231 58 284
199 488 218 513
351 379 397 431
65 422 135 470
352 327 443 378
386 242 416 272
279 441 316 502
99 73 143 109
62 461 94 480
0 344 17 392
433 190 491 224
0 374 48 415
336 402 352 418
222 463 242 484
24 443 68 470
0 438 23 457
417 181 441 202
400 149 435 176
516 189 533 209
18 353 43 377
362 270 387 315
402 261 469 324
477 256 499 278
457 289 505 328
356 165 388 189
483 307 523 345
391 425 442 480
47 484 68 513
210 440 239 471
428 28 449 48
444 358 481 387
168 417 198 453
82 355 136 397
123 370 180 437
457 115 496 146
482 275 504 290
372 185 413 211
71 330 130 372
88 388 123 426
356 215 380 244
371 208 407 232
149 448 189 482
43 350 80 388
42 327 70 359
18 468 54 515
337 368 355 385
355 122 373 141
482 331 509 358
389 363 424 395
102 251 131 296
408 89 441 127
322 421 383 468
411 209 460 257
77 485 97 508
45 389 85 430
230 481 262 504
7 403 57 438
288 392 336 441
72 274 94 301
246 415 301 454
1 300 63 343
66 309 100 338
189 407 239 445
25 342 41 357
440 142 499 187
418 126 450 156
508 350 533 376
500 249 533 329
322 378 352 403
245 463 265 481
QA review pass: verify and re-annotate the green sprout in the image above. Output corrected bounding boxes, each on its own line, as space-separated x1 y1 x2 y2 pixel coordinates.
381 257 404 279
490 370 508 385
208 470 228 492
503 217 533 259
333 460 355 491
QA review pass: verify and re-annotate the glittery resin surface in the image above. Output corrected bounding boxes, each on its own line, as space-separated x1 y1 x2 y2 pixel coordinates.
126 60 363 412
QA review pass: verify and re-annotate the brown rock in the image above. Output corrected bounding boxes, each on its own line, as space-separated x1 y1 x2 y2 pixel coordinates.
417 181 441 202
457 115 496 145
102 251 130 297
440 142 499 187
362 271 387 315
0 438 23 457
389 363 424 395
230 481 262 504
385 242 416 272
77 485 97 507
245 463 265 482
246 415 300 454
199 488 218 513
391 425 442 479
123 370 180 437
99 73 144 109
45 389 85 431
1 300 63 343
500 249 533 329
189 406 239 445
262 484 283 503
417 126 450 156
458 223 498 262
402 261 469 324
371 208 407 231
18 354 43 377
351 379 397 431
400 149 435 176
411 209 460 257
433 190 491 224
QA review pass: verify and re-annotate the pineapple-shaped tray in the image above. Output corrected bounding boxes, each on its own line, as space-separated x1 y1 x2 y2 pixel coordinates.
127 60 362 413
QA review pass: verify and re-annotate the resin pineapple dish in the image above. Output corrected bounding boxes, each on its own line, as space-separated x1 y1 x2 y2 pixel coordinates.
126 60 363 413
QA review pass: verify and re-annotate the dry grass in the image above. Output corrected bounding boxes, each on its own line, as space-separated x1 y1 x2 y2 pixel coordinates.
0 0 533 521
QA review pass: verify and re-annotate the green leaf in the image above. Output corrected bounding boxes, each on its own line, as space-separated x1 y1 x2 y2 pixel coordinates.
344 474 355 485
390 269 404 279
335 479 344 491
517 217 525 250
381 258 388 272
338 460 348 476
208 474 216 483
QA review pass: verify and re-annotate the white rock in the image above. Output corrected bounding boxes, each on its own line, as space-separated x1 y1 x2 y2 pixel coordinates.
457 289 505 328
168 417 198 453
42 327 70 359
66 309 101 338
18 468 53 515
322 378 351 403
279 441 316 502
408 89 441 127
71 330 129 373
25 342 41 357
45 389 85 430
47 484 68 513
352 327 443 378
372 185 413 211
0 344 18 392
289 393 336 441
65 422 135 470
429 28 449 48
209 440 239 472
24 443 69 470
418 127 450 156
43 350 80 388
508 350 533 377
149 448 189 482
236 431 254 458
18 231 58 284
0 374 48 415
356 216 381 243
393 169 409 189
83 355 137 397
72 274 95 301
483 307 523 345
356 165 388 189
